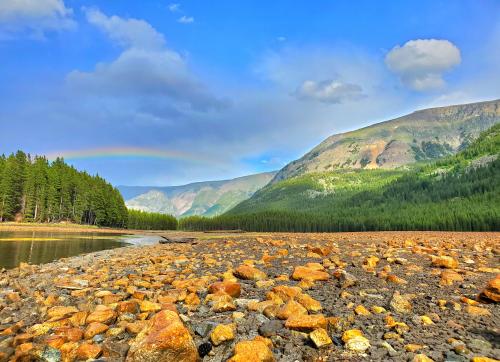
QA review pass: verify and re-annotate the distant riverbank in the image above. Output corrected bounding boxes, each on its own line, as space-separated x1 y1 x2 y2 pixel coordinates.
0 222 130 234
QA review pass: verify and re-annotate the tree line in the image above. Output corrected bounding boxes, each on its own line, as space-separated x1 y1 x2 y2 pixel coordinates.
0 151 176 230
127 209 178 230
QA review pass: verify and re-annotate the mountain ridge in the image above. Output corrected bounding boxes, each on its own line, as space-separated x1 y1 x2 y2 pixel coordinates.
118 171 276 217
272 99 500 183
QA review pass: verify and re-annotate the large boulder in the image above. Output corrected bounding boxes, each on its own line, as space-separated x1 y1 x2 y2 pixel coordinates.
126 310 197 362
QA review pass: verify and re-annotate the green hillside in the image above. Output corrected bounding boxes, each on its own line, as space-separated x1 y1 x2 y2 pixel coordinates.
180 123 500 232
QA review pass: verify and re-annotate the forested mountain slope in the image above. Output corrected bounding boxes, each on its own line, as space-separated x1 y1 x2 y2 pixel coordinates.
181 123 500 232
272 99 500 183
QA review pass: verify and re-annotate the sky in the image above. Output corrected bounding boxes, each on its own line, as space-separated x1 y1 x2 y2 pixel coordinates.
0 0 499 186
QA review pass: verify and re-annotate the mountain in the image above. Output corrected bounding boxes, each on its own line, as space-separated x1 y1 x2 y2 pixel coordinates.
181 123 500 232
272 99 500 183
118 172 276 217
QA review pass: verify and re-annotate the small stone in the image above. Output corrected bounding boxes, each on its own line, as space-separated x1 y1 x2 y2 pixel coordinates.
208 281 241 297
405 344 424 352
390 292 412 314
76 343 102 360
413 354 434 362
234 265 267 281
193 322 217 338
210 324 235 346
478 275 500 303
465 305 491 316
86 308 116 325
342 329 363 343
431 256 458 269
354 305 371 316
276 300 307 320
84 322 109 339
291 266 329 281
371 306 386 314
471 357 500 362
258 320 283 337
139 300 162 313
284 314 328 332
47 306 79 320
228 338 275 362
309 328 332 348
198 342 212 358
345 336 370 353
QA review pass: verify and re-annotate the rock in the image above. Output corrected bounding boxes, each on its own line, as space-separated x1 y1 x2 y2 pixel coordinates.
139 300 162 313
258 320 283 337
413 354 434 362
126 310 197 362
76 343 102 360
208 281 241 297
345 335 370 353
309 328 332 348
285 314 328 332
117 301 139 314
84 322 109 339
86 307 117 325
228 337 275 362
333 269 358 288
197 342 212 358
465 305 491 316
47 306 78 320
102 340 130 359
405 344 424 352
296 293 322 312
440 270 463 286
193 322 217 338
292 266 329 281
431 255 459 269
390 291 412 314
471 357 499 362
212 294 237 312
234 265 267 281
276 300 307 320
210 324 235 346
354 305 371 316
478 275 500 303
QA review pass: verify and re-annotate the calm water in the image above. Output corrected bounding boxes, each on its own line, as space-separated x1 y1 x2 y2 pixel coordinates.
0 231 144 269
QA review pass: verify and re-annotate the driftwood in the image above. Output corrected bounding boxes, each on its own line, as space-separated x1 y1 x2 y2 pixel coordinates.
158 236 197 244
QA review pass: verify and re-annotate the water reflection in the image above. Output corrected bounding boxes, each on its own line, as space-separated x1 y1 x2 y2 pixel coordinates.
0 231 130 269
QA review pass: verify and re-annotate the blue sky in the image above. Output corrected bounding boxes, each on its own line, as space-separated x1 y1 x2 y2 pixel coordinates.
0 0 499 186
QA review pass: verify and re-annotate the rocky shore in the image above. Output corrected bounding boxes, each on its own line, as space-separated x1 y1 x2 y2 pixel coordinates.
0 231 498 361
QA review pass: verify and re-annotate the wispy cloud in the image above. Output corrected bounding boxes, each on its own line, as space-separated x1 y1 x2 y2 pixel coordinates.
168 3 180 12
178 15 194 24
293 80 364 104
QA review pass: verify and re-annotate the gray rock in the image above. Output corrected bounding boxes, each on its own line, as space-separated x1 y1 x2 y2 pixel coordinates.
258 320 283 337
194 321 218 337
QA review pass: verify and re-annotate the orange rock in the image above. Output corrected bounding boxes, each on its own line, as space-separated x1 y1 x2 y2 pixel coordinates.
471 357 500 362
84 322 109 339
276 300 307 320
47 306 79 320
45 335 66 349
69 311 88 327
76 343 102 360
291 266 329 281
102 294 123 305
228 337 275 362
126 310 197 362
465 305 491 316
117 300 139 314
296 293 322 312
87 307 117 325
54 327 83 342
210 324 235 346
431 256 458 269
208 281 242 297
440 270 463 286
234 265 267 281
139 300 162 313
478 274 500 303
284 314 328 332
211 294 237 312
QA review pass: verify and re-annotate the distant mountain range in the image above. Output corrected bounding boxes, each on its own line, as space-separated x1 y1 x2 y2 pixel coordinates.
272 99 500 183
118 172 276 217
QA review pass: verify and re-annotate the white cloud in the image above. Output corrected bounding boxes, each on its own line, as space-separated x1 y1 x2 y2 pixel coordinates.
385 39 461 91
178 15 194 24
0 0 75 38
67 9 225 112
168 3 180 12
85 7 165 50
294 80 364 104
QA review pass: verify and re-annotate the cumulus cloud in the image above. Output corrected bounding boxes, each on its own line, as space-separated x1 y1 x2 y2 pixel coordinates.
67 9 226 112
0 0 75 39
385 39 461 91
178 15 194 24
294 80 364 104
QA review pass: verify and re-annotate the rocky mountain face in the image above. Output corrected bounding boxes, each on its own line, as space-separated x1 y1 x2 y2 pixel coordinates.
118 172 276 217
272 99 500 183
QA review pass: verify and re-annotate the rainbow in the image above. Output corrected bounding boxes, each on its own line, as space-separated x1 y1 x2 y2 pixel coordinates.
45 146 211 163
